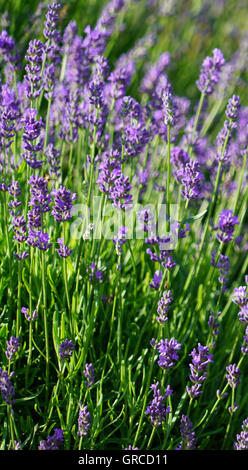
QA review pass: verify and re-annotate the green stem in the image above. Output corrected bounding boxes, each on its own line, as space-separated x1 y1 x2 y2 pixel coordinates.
43 98 52 153
63 223 71 315
222 386 235 449
41 250 49 401
166 124 171 233
147 426 156 450
233 151 247 214
188 92 205 157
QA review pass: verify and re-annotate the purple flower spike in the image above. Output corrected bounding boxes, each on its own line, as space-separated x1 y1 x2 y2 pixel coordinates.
145 381 173 427
56 238 73 258
78 403 91 436
149 270 162 290
59 339 75 359
0 368 15 404
24 39 44 101
6 337 20 360
43 3 61 40
226 94 241 121
216 209 239 244
21 307 38 322
196 48 225 95
156 290 173 323
154 337 181 370
112 226 128 255
51 186 77 222
83 363 95 388
38 428 64 450
225 364 240 388
232 286 248 307
176 415 197 450
186 343 213 399
234 417 248 450
176 159 204 200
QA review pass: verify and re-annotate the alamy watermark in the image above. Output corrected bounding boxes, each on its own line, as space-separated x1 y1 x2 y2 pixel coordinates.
70 199 179 250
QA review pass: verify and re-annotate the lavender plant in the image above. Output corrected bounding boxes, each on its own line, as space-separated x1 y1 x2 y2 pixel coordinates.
0 0 248 453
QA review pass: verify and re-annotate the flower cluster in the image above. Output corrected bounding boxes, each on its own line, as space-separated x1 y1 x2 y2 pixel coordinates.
186 343 213 398
156 290 173 323
78 403 91 436
83 363 95 388
234 418 248 450
176 415 197 450
216 209 239 244
38 428 64 450
0 368 15 404
145 381 173 427
59 339 75 359
196 48 225 95
225 364 241 388
5 336 20 360
152 337 181 370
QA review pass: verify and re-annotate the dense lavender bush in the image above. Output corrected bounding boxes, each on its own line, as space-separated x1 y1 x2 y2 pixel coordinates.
0 0 248 453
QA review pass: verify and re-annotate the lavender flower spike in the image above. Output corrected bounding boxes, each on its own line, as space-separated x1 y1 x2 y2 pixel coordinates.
186 343 213 399
154 337 181 370
225 364 240 388
156 290 173 323
83 363 95 388
145 381 173 427
234 417 248 450
38 428 64 450
6 336 20 360
59 338 75 359
216 209 239 244
0 368 15 404
176 415 197 450
196 48 225 95
78 403 91 436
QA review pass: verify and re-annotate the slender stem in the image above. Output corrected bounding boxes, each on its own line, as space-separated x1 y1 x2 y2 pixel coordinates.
127 239 137 300
188 92 205 157
27 246 34 369
222 386 235 449
233 151 247 214
87 110 98 209
63 223 71 314
7 405 15 450
166 124 171 233
147 426 156 450
16 258 22 337
41 250 49 401
43 98 52 153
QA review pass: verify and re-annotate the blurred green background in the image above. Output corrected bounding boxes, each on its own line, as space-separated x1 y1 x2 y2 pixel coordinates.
1 0 247 103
